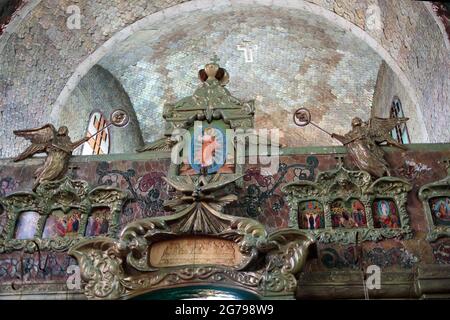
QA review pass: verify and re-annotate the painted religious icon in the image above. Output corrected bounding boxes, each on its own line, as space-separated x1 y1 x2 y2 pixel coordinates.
373 199 401 228
14 211 40 240
330 199 366 228
429 197 450 226
351 200 367 227
298 201 324 230
85 208 110 237
179 121 234 175
42 209 81 238
331 200 356 228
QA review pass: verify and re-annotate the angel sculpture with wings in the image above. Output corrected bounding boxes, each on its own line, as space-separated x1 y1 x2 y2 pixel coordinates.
331 117 408 177
13 125 90 190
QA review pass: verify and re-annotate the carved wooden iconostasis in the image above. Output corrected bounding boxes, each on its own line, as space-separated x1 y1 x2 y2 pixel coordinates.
0 178 128 252
0 59 450 300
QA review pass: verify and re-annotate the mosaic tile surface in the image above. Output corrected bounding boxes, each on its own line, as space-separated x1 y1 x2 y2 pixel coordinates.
99 6 382 147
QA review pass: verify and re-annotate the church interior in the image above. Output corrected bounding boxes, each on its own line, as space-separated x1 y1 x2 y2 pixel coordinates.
0 0 449 300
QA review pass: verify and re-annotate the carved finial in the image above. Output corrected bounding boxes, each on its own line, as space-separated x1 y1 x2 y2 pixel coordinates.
211 53 220 65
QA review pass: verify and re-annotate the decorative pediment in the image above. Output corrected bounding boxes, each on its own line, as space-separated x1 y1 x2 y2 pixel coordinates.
282 166 413 244
315 166 372 199
162 59 255 134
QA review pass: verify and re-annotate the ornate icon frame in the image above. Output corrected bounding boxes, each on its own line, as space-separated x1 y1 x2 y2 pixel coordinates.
282 166 413 244
0 177 128 253
419 174 450 242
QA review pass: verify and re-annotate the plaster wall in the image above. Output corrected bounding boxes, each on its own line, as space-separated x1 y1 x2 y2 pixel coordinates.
57 65 144 155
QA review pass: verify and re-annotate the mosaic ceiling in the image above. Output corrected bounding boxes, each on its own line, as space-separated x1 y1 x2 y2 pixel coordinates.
98 5 382 147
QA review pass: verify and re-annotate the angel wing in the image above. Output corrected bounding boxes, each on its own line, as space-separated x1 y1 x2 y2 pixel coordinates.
162 176 194 194
136 137 176 152
368 117 409 149
14 124 56 143
13 124 56 162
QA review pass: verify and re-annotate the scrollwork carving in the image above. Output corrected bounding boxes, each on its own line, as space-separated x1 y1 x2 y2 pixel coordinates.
69 239 125 300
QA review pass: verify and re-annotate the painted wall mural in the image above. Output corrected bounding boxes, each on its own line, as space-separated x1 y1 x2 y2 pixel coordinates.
320 246 418 269
0 252 77 283
232 157 318 229
95 161 171 230
432 240 450 264
93 157 319 231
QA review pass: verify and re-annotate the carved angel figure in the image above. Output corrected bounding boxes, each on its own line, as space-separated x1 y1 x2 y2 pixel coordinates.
13 124 90 190
331 117 408 177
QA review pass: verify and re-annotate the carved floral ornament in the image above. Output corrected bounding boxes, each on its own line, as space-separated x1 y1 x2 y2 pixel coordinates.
68 173 314 300
282 166 413 244
0 177 129 253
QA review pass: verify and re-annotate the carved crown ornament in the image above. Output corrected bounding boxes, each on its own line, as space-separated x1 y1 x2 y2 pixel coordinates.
68 172 314 300
282 165 413 244
162 56 255 133
0 176 129 253
419 159 450 242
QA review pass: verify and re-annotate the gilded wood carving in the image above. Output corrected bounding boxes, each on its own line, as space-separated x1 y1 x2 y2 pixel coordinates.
282 165 412 244
0 177 129 253
419 162 450 242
